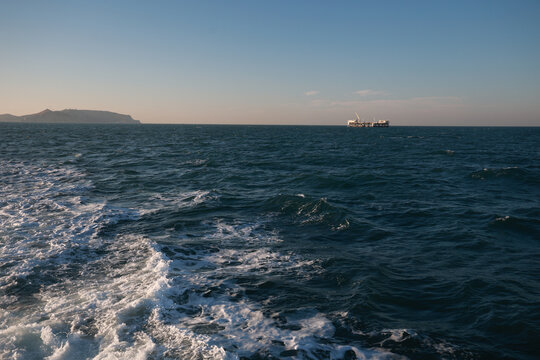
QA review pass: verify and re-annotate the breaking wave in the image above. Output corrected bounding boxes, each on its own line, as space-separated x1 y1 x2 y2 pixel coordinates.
263 194 353 231
469 166 538 184
1 124 538 359
0 161 397 359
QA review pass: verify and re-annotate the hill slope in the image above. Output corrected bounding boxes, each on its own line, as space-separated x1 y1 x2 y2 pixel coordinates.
0 109 140 124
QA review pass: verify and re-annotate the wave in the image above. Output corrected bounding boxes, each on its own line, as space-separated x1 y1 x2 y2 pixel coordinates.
1 228 395 359
431 149 455 156
469 166 538 184
334 314 473 360
139 190 220 216
263 194 353 231
0 162 396 359
490 215 540 236
0 162 136 296
144 221 398 359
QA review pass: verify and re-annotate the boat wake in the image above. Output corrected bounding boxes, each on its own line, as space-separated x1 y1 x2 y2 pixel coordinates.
0 161 399 360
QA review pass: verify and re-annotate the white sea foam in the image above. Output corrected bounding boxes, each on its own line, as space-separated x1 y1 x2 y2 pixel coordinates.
0 163 95 290
1 234 174 359
379 329 417 344
0 162 160 358
1 228 377 359
0 184 138 293
139 190 219 215
150 222 398 359
208 221 283 246
368 328 460 358
0 161 397 359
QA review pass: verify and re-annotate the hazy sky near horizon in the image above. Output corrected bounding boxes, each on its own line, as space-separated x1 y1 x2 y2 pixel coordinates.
1 0 539 125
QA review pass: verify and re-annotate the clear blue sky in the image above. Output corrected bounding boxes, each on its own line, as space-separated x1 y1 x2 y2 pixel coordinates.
1 0 539 125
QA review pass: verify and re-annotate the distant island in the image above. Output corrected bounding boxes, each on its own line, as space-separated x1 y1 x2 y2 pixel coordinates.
0 109 140 124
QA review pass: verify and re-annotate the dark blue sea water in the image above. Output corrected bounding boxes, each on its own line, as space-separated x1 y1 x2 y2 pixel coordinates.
0 123 539 359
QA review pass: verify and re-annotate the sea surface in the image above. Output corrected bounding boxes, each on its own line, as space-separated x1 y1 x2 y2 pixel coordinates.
0 123 539 360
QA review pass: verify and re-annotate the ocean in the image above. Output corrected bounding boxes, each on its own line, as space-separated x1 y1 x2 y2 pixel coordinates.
0 123 538 359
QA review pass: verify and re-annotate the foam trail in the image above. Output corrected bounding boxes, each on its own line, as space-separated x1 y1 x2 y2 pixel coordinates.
143 221 401 359
0 161 399 359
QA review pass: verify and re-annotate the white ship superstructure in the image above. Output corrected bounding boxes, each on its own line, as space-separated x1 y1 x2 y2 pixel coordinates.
347 113 389 127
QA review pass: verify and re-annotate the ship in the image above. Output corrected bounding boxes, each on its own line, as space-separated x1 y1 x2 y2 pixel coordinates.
347 113 389 127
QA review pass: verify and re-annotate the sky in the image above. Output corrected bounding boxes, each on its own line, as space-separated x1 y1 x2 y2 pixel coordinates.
1 0 539 125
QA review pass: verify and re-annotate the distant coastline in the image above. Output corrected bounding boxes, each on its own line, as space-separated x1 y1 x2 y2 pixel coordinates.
0 109 140 124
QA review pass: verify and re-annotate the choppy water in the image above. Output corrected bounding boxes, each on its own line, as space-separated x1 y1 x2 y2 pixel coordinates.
0 123 539 360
